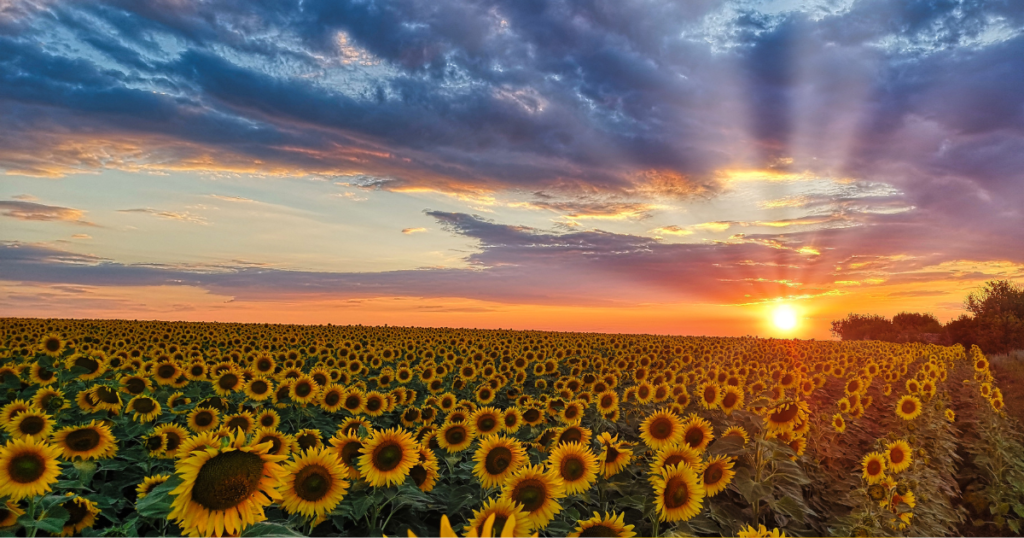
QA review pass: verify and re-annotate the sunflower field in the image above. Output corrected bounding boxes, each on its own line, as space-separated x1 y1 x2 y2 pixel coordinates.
0 318 1022 537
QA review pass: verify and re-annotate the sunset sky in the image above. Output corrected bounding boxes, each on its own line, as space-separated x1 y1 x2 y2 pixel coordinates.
1 0 1023 338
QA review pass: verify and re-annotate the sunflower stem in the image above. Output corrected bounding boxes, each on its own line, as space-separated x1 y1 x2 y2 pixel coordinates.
26 495 39 538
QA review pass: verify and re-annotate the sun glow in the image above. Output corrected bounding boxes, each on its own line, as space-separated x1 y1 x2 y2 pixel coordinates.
772 304 799 331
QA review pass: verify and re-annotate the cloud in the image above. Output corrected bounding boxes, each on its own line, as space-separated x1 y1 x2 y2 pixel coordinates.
401 227 427 234
208 194 257 203
71 234 92 239
0 200 97 226
117 208 207 225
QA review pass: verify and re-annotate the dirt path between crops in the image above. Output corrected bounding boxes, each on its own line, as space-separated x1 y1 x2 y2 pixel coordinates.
991 352 1024 424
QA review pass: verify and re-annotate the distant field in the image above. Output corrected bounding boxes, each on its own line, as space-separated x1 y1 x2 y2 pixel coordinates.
1 318 1022 537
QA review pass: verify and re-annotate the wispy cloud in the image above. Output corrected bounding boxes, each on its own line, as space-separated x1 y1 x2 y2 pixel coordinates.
0 201 97 226
401 227 427 234
117 208 208 225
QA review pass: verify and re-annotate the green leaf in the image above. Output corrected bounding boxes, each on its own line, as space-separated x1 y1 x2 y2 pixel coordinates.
708 434 747 456
240 522 305 537
36 518 69 534
135 474 182 518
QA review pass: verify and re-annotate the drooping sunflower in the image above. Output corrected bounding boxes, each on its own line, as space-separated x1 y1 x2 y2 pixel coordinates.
499 464 566 531
895 395 922 421
680 416 714 453
701 455 736 497
885 440 913 474
358 427 418 487
473 435 528 489
765 401 807 432
639 410 684 450
52 421 118 461
464 497 532 538
0 436 63 500
471 406 504 437
653 463 705 522
861 452 887 484
61 494 100 537
0 500 25 527
5 409 54 440
438 421 475 453
168 431 287 537
136 474 170 499
410 444 440 492
548 441 599 495
87 386 123 413
328 432 364 479
722 426 750 445
166 392 191 415
596 432 633 479
280 447 351 517
187 407 221 434
568 511 637 538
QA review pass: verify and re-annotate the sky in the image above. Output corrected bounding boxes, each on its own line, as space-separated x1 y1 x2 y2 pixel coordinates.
1 0 1023 338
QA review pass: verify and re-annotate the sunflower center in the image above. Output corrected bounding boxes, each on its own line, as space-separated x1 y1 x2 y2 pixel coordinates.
19 415 46 435
165 431 182 452
601 396 614 408
445 427 466 445
297 434 318 450
410 464 428 486
722 393 738 408
75 356 100 373
158 364 176 378
664 455 685 468
478 417 497 432
94 387 120 404
260 415 276 427
294 464 333 501
504 415 517 427
562 457 585 481
134 398 156 413
126 378 146 394
192 450 265 511
513 480 547 512
45 338 61 352
195 411 214 427
340 442 362 467
9 452 46 483
579 524 619 537
325 392 341 406
684 428 704 448
344 395 361 409
890 449 905 464
295 382 312 398
146 436 165 451
651 418 674 439
901 400 917 414
559 428 582 445
664 476 690 509
366 398 382 412
770 404 800 423
523 409 540 422
259 435 283 454
373 443 404 472
66 428 101 451
705 465 723 484
251 380 269 394
218 374 239 390
867 460 882 475
605 446 620 463
485 447 513 475
65 499 90 526
703 387 717 402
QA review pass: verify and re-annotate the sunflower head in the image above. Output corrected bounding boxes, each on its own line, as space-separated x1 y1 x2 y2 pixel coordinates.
0 436 63 501
653 463 705 522
569 511 637 538
547 441 598 495
639 410 684 450
861 452 887 484
680 416 714 452
464 497 532 538
473 435 527 489
886 440 913 473
895 395 922 420
701 455 736 497
499 464 566 531
438 421 475 454
280 447 351 518
53 421 118 461
357 427 418 488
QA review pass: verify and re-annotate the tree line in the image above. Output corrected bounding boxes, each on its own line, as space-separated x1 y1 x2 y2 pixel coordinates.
831 280 1024 354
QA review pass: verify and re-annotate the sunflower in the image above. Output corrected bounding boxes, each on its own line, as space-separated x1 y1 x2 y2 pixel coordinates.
886 440 913 474
765 401 807 432
67 353 107 381
363 391 388 417
5 409 54 440
294 429 323 452
639 410 684 450
548 441 599 495
0 400 32 424
698 382 722 409
61 494 100 537
280 447 350 517
320 384 345 413
327 432 364 479
472 407 504 437
136 474 170 499
474 435 528 489
243 376 274 402
0 500 25 527
502 407 523 433
290 375 321 405
861 452 887 484
720 386 745 415
29 363 58 386
256 409 281 430
560 401 584 423
653 463 705 522
722 426 749 445
87 386 123 413
701 455 736 497
211 370 243 397
224 411 256 435
40 333 65 357
0 436 63 500
32 388 67 413
251 428 293 458
127 396 162 423
411 445 440 493
499 464 566 531
168 431 287 537
569 511 636 538
166 392 191 414
52 421 118 461
680 416 714 453
895 395 922 420
358 427 418 487
649 444 701 478
187 407 221 433
465 497 532 538
596 391 619 415
173 433 221 460
596 432 632 478
555 422 592 447
438 421 475 453
737 524 788 537
832 413 846 433
522 407 544 426
945 409 956 422
154 361 182 386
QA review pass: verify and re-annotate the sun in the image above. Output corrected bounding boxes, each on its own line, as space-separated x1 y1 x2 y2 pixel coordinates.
771 304 799 331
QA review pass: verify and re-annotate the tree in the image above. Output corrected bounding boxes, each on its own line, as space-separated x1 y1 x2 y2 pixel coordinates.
946 280 1024 354
830 314 896 341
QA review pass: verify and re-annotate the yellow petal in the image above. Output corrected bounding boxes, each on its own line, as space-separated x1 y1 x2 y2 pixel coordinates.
440 515 458 538
500 515 516 538
481 513 496 538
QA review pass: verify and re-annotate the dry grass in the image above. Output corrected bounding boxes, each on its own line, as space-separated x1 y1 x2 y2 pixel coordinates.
990 349 1024 423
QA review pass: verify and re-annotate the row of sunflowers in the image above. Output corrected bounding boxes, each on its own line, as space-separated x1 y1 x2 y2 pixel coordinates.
0 318 1017 537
